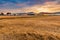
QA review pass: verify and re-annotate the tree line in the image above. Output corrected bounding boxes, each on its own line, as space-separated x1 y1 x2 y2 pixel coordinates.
0 12 11 16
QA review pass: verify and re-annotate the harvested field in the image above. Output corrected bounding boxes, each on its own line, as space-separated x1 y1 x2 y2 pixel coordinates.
0 16 60 40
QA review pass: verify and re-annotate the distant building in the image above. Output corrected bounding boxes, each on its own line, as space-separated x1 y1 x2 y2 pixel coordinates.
13 14 16 16
38 12 60 16
27 12 35 15
13 13 27 16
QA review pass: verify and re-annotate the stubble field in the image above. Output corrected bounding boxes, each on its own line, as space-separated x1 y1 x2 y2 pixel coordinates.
0 16 60 40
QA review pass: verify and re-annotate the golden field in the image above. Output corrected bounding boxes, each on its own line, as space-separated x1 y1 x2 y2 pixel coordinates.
0 16 60 40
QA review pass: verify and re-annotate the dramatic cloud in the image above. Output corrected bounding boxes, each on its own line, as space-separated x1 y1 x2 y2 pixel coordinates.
0 0 60 13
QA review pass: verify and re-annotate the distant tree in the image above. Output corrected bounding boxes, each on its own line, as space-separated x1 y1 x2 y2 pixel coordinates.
0 12 4 15
7 12 11 15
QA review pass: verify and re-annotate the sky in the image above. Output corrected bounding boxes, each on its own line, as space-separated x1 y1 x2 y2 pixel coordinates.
0 0 60 13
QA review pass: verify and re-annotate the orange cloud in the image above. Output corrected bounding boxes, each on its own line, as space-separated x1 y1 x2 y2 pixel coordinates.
20 1 60 13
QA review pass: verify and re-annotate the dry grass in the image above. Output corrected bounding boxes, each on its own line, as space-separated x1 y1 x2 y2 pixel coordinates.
0 16 60 40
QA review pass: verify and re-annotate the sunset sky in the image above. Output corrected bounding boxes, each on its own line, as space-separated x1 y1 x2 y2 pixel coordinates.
0 0 60 13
